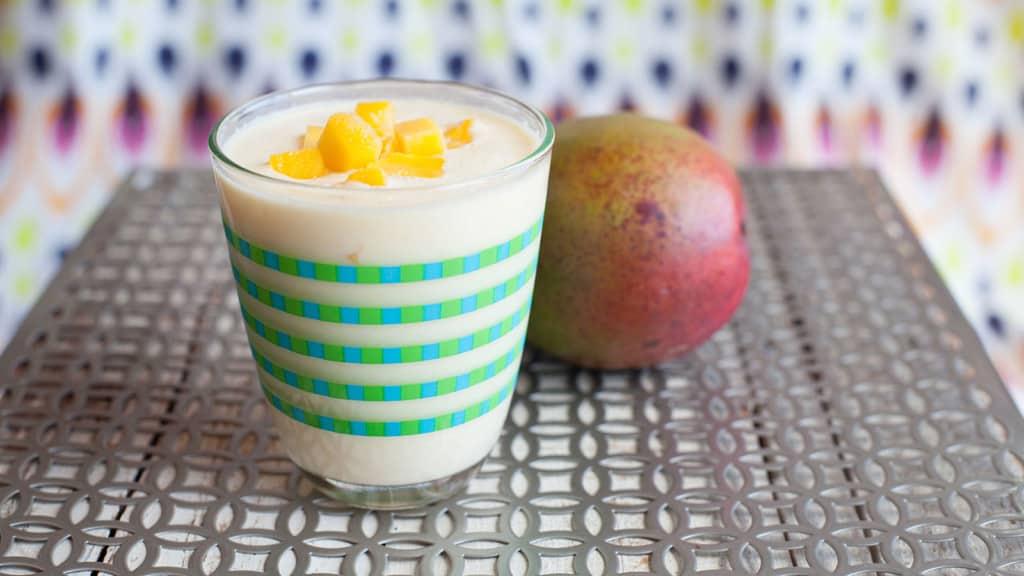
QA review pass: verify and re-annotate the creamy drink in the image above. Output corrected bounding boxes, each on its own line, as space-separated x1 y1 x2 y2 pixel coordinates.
209 81 553 508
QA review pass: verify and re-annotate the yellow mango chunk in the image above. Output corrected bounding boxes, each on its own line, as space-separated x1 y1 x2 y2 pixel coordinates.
318 113 382 172
346 166 386 187
394 117 445 156
444 119 474 149
269 148 327 180
302 125 323 149
379 153 444 178
355 101 395 140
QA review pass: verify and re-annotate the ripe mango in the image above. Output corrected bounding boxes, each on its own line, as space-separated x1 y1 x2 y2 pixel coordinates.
355 101 395 140
528 115 749 368
268 148 327 180
444 119 474 149
394 118 445 156
318 113 382 172
346 166 386 186
301 125 323 149
378 153 444 178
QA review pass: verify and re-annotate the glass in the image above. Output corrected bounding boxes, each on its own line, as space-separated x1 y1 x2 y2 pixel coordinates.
209 80 554 509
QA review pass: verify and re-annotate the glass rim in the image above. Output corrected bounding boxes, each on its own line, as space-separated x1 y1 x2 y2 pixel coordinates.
208 79 555 193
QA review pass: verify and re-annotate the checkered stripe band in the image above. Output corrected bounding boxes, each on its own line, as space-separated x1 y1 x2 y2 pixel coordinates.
231 257 537 325
252 336 525 401
241 298 532 364
262 376 516 436
223 216 543 284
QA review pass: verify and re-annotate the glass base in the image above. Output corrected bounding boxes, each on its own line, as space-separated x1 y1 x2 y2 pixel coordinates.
300 461 483 510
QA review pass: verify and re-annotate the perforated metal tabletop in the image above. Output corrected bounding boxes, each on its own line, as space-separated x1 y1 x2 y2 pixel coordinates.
1 169 1022 575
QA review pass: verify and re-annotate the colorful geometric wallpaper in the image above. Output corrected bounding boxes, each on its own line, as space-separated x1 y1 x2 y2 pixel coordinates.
0 0 1022 407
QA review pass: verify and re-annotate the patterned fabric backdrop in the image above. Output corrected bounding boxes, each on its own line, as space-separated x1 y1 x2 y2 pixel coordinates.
0 0 1022 407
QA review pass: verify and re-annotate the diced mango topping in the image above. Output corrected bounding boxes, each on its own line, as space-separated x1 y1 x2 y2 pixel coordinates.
394 117 445 156
444 119 474 149
355 101 395 140
346 166 386 186
379 153 445 178
302 125 323 149
269 148 327 180
318 113 382 172
269 101 472 185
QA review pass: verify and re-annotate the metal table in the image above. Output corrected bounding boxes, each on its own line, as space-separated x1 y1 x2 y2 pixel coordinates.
1 169 1022 575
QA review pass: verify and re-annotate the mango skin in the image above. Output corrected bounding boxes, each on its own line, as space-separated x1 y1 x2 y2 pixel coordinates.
528 115 749 369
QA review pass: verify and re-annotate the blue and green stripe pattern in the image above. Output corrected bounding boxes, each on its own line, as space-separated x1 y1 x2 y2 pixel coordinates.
253 337 525 401
241 297 531 364
263 375 516 436
232 257 538 325
229 213 544 438
224 216 543 284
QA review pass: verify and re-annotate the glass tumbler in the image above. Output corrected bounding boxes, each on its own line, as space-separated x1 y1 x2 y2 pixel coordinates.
209 80 554 509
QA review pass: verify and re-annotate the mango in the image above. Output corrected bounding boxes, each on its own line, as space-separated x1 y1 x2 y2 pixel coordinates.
378 152 444 178
301 125 323 149
528 115 749 369
318 112 382 172
268 148 327 180
394 118 445 156
355 101 395 140
444 119 474 149
346 166 386 186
